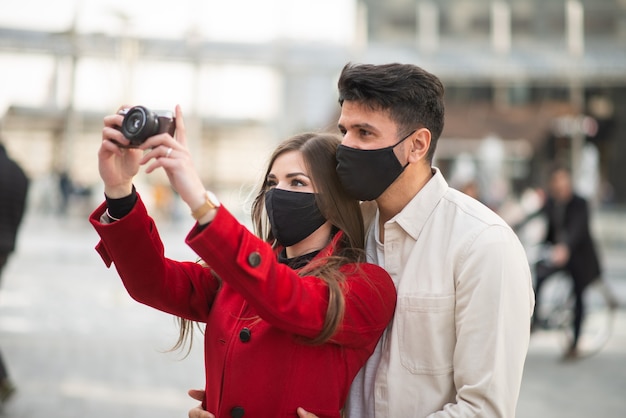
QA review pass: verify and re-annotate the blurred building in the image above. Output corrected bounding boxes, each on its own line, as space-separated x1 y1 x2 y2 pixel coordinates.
1 0 625 214
359 0 626 205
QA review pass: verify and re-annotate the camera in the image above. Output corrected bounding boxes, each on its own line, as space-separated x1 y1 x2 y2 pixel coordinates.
118 106 176 147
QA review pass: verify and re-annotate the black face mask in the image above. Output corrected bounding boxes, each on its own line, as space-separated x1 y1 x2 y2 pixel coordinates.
336 131 414 201
264 188 327 247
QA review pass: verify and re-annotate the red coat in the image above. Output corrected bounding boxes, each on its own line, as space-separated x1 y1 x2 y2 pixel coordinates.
90 195 396 418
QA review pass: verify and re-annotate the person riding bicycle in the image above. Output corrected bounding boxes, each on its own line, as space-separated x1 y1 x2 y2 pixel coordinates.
526 163 602 360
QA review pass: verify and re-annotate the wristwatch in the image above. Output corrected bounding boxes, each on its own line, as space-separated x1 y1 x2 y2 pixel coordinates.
191 191 220 220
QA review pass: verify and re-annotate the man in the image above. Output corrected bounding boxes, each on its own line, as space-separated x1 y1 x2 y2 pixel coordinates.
189 63 534 417
0 141 29 404
531 164 605 360
305 62 533 417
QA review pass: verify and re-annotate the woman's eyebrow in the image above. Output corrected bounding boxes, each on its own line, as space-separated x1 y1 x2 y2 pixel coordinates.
266 172 310 180
285 172 308 178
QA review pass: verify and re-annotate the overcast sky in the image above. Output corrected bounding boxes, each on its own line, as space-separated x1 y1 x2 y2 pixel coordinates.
0 0 357 118
0 0 356 43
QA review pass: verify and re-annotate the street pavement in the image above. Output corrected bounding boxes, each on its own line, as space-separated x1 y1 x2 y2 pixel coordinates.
1 209 625 418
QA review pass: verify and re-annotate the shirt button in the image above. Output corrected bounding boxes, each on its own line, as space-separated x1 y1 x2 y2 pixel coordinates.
230 406 245 418
247 251 262 267
239 327 251 343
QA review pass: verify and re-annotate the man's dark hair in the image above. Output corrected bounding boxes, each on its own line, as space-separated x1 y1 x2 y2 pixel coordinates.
337 62 445 162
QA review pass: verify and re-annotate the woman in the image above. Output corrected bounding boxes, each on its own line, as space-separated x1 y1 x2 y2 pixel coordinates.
89 105 396 418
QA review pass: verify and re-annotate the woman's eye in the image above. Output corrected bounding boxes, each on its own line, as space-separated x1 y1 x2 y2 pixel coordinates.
292 179 306 187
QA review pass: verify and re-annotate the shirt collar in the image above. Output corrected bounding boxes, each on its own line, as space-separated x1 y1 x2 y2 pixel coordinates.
388 167 449 241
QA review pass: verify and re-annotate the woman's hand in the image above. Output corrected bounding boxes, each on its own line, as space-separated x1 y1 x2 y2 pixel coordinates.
187 389 215 418
297 408 319 417
99 106 143 198
138 105 208 212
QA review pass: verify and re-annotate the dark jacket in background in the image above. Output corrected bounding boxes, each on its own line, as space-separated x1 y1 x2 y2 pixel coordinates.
0 144 29 255
542 193 601 291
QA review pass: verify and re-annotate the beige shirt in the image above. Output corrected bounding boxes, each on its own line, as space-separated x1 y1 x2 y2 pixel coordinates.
346 168 535 418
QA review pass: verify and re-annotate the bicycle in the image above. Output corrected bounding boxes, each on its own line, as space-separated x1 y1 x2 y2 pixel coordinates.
529 245 617 359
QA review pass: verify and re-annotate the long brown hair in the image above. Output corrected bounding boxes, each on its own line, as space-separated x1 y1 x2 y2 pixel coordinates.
171 132 366 354
251 132 366 344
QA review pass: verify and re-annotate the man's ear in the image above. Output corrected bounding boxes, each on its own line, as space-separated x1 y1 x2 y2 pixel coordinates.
407 128 431 163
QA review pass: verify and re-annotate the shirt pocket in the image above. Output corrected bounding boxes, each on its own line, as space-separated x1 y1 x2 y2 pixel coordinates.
396 294 455 375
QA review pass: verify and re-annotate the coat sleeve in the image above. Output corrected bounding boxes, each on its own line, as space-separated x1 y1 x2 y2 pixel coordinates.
89 196 220 322
432 224 534 418
186 206 396 347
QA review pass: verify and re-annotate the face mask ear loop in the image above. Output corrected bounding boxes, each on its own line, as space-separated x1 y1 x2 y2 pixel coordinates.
394 129 416 169
393 129 417 148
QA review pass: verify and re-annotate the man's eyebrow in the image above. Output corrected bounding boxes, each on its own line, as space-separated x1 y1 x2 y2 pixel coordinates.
337 122 377 131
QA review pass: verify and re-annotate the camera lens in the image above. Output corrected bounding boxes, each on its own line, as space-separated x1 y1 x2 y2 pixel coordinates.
121 106 159 146
126 112 144 134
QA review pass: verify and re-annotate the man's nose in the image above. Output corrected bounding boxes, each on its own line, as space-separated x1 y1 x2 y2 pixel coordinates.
339 133 361 149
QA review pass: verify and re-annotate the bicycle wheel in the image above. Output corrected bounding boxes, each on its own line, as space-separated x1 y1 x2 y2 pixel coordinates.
535 272 574 333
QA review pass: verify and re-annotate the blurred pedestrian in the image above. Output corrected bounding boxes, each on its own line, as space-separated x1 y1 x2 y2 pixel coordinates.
0 141 29 404
529 163 613 360
57 170 73 215
90 106 396 418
